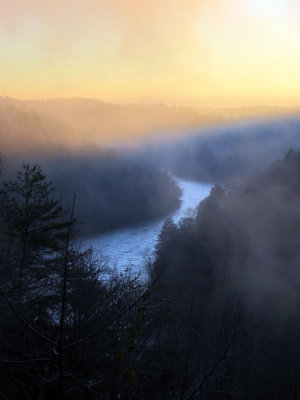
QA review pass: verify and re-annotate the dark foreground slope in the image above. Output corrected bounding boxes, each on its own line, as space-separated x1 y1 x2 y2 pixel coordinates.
150 148 300 399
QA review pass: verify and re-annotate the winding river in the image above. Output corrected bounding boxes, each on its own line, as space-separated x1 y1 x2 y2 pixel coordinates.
82 178 212 277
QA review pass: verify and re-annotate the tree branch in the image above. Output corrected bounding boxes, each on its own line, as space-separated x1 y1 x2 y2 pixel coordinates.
0 287 57 347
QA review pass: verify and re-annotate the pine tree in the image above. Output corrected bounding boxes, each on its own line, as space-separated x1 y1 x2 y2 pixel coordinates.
0 162 71 286
155 217 177 256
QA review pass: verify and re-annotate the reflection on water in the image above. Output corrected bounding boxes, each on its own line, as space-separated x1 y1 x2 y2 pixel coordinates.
81 178 212 277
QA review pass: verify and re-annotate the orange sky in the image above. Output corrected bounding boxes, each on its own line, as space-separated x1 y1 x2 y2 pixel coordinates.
1 0 300 106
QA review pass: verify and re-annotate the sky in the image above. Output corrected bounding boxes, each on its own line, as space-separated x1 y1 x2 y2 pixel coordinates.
1 0 300 106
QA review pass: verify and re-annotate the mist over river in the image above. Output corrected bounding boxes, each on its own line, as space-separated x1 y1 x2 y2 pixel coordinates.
81 177 212 277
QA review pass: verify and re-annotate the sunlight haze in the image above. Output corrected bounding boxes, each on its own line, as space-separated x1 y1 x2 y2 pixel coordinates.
1 0 300 106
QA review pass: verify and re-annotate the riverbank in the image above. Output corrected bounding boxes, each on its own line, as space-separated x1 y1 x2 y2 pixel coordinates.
81 177 212 276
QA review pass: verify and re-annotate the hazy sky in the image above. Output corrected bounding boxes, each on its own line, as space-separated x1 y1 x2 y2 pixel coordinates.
1 0 300 106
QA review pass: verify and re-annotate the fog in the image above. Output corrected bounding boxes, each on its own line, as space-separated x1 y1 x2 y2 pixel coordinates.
2 149 182 237
133 116 300 183
152 147 300 325
142 148 300 398
2 96 300 150
2 97 300 398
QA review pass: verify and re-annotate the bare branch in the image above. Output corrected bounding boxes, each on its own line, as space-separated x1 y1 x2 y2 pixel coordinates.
63 266 163 350
0 287 57 347
0 358 55 364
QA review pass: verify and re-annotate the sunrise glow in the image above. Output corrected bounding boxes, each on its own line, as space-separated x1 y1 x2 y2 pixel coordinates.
1 0 300 106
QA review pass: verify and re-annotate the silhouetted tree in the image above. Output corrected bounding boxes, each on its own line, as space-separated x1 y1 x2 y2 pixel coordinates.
0 162 69 288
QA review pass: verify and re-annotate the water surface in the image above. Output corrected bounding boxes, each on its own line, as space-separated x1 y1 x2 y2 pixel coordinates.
82 178 212 277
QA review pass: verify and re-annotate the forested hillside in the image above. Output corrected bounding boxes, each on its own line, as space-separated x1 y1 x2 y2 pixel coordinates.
149 148 300 399
3 95 300 397
2 96 300 147
25 98 300 144
0 97 182 236
44 152 182 235
2 148 300 398
3 154 181 237
0 98 81 152
136 117 300 183
0 163 149 399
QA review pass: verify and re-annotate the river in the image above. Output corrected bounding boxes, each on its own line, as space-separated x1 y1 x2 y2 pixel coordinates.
81 178 212 278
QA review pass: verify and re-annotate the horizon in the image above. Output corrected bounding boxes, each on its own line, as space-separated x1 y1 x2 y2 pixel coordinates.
2 95 300 110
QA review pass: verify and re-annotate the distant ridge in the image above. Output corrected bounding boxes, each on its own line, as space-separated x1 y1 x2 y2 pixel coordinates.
1 96 300 149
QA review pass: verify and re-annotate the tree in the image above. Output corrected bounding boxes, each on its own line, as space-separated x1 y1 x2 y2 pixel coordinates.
155 218 177 256
0 164 152 399
0 162 70 287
